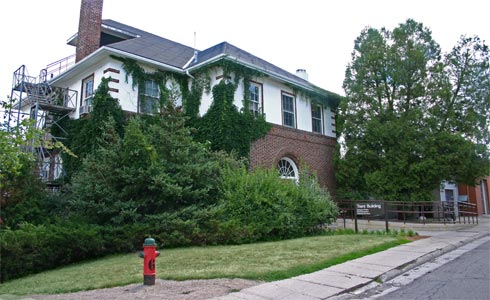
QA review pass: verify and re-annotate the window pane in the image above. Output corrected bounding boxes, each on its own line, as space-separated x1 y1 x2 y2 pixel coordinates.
284 111 294 127
141 80 160 113
282 94 295 127
312 106 321 118
249 83 261 114
84 97 93 106
312 119 322 133
84 79 94 98
312 105 322 133
249 85 259 101
249 101 259 113
141 96 157 113
145 80 159 97
278 157 298 182
282 95 293 112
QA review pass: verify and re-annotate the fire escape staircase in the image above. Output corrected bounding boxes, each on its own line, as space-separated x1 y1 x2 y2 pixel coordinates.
10 64 78 185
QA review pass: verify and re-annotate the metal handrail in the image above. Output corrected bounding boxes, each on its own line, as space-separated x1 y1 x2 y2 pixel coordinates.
42 54 76 81
337 200 478 225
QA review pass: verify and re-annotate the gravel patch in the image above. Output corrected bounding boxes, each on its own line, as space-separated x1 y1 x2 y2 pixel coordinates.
24 278 260 300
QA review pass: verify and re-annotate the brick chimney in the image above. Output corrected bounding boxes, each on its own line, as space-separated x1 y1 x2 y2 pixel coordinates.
76 0 103 62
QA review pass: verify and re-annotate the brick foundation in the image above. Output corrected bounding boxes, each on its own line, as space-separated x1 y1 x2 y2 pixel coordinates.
250 124 337 195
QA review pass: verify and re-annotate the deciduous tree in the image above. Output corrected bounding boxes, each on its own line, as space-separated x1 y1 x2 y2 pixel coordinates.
337 19 489 200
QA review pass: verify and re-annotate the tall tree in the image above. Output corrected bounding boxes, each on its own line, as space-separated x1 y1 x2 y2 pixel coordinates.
69 110 230 225
337 19 489 201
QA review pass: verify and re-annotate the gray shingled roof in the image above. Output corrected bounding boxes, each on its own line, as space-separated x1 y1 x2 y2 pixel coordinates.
102 19 195 69
191 41 312 86
102 19 149 37
102 20 309 85
98 19 341 106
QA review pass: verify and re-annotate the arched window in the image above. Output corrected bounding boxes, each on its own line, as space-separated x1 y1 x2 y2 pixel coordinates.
278 157 299 182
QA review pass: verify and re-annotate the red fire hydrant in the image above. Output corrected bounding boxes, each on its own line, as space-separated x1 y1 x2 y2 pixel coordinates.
139 237 160 285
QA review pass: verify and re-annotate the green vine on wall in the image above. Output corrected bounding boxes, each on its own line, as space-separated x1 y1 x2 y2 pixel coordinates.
112 56 270 158
112 56 189 114
195 80 270 158
203 58 265 111
288 84 343 111
207 57 343 111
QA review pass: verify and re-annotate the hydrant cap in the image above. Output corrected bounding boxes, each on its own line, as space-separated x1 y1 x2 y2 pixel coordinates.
143 237 157 247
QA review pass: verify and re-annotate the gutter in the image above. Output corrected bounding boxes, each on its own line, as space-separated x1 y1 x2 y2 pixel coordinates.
185 54 326 96
185 53 228 72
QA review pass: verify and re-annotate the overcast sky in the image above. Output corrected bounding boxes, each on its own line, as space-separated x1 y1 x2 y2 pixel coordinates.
1 0 489 102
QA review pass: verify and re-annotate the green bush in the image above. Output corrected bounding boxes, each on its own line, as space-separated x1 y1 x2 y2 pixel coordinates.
142 205 248 247
0 222 105 281
0 169 338 282
215 167 338 242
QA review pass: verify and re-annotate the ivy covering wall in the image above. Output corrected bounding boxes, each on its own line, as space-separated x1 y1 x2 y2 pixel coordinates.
114 56 271 158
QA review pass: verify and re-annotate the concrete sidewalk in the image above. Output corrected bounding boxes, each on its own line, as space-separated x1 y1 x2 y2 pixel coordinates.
211 216 490 300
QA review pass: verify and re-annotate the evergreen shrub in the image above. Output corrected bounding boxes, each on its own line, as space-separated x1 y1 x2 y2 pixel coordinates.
0 222 104 281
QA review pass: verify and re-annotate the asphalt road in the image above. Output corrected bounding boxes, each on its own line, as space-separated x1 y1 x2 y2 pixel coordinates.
377 239 490 300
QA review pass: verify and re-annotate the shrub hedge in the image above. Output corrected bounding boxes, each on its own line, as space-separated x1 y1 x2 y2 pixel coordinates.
1 167 338 282
1 222 104 281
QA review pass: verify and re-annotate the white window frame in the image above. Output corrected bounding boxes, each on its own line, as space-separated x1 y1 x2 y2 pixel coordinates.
278 157 299 182
248 82 262 115
311 104 323 134
140 79 159 113
282 92 296 128
81 75 94 107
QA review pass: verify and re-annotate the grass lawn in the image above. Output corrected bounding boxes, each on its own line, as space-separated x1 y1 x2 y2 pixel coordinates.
0 234 408 295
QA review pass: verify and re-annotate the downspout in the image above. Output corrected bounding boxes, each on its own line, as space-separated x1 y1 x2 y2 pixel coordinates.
182 53 196 79
185 70 194 79
182 50 198 72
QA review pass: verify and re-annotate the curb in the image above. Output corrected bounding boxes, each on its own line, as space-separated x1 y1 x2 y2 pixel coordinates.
328 230 490 299
379 230 490 284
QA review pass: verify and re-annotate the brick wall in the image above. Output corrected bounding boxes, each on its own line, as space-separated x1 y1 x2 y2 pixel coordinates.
458 176 490 215
76 0 103 62
249 124 337 196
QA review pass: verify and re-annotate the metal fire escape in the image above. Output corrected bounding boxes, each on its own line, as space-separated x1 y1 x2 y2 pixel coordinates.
9 58 77 187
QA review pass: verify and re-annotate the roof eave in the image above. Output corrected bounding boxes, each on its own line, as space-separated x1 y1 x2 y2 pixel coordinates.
185 53 228 72
105 47 186 73
187 54 342 108
50 46 186 85
187 54 326 95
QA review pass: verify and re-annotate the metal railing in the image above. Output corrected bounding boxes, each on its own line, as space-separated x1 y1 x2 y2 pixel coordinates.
337 200 478 229
41 54 76 82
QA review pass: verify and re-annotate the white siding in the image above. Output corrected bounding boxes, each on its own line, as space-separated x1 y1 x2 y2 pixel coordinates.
58 60 336 138
199 70 336 137
262 79 292 126
296 94 310 131
61 57 138 118
199 68 220 116
324 108 336 138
